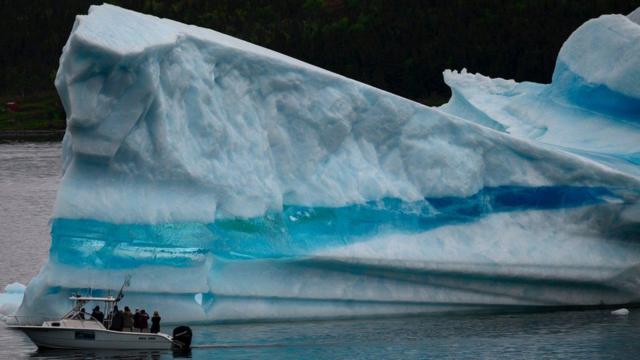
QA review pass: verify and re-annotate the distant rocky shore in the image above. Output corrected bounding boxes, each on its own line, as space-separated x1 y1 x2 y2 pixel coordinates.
0 129 64 142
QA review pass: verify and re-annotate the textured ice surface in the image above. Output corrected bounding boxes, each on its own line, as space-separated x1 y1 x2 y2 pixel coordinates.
440 13 640 176
16 5 640 323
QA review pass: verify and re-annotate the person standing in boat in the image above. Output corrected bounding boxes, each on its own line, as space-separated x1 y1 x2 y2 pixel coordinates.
109 305 124 331
91 306 104 324
140 309 150 332
134 309 142 332
150 311 161 333
122 306 133 331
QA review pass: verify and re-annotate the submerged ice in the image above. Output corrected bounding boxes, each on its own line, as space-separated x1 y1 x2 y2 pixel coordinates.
14 5 640 323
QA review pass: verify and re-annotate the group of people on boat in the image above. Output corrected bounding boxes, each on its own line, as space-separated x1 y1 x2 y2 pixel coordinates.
76 305 162 333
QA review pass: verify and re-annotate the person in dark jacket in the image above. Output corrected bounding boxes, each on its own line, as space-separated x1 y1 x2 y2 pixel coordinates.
109 305 123 331
91 306 104 324
150 311 161 333
139 309 150 333
133 309 142 332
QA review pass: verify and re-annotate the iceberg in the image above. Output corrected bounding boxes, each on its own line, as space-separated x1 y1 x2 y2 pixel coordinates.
0 283 25 321
15 4 640 323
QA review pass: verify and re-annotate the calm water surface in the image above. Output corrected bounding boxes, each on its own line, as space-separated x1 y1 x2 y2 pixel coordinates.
0 142 60 286
1 142 639 359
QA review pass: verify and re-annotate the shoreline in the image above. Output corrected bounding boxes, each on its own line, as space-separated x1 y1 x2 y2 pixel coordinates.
0 129 65 142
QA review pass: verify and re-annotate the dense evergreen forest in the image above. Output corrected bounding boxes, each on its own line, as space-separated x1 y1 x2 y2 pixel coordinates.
0 0 638 132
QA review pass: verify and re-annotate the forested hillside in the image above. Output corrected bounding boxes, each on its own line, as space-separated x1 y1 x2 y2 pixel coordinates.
0 0 638 133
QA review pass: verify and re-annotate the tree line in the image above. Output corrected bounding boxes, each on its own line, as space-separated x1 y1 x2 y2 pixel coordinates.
1 0 638 105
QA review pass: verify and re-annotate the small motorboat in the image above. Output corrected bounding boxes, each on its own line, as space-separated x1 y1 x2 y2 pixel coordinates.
8 294 192 350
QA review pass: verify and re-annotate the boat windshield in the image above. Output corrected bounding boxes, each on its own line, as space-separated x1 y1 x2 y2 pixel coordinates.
63 296 119 328
63 277 130 328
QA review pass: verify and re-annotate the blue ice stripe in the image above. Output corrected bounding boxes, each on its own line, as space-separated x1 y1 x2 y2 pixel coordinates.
49 185 614 267
551 61 640 119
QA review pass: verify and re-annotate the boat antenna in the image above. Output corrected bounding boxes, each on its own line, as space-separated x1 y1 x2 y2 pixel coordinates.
115 274 132 302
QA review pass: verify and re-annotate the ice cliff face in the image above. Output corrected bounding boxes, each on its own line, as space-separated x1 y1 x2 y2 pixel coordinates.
17 5 640 323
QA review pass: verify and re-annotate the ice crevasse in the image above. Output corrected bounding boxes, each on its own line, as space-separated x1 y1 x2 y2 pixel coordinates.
13 5 640 323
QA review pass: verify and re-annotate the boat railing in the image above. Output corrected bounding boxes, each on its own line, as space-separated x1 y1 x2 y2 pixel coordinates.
3 311 106 327
2 314 58 326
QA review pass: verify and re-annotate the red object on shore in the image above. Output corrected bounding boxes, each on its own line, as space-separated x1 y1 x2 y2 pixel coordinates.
6 101 18 112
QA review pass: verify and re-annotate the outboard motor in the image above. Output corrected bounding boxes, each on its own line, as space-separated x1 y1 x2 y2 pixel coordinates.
172 325 193 350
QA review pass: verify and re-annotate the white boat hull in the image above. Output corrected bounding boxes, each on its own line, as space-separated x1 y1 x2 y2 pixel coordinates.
11 326 174 350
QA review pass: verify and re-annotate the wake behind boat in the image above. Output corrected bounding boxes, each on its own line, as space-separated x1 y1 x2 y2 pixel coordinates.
7 294 192 350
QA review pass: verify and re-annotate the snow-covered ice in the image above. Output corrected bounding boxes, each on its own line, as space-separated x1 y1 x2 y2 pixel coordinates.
14 5 640 323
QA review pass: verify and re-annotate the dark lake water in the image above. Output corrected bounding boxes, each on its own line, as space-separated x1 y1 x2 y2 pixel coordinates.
1 142 639 359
